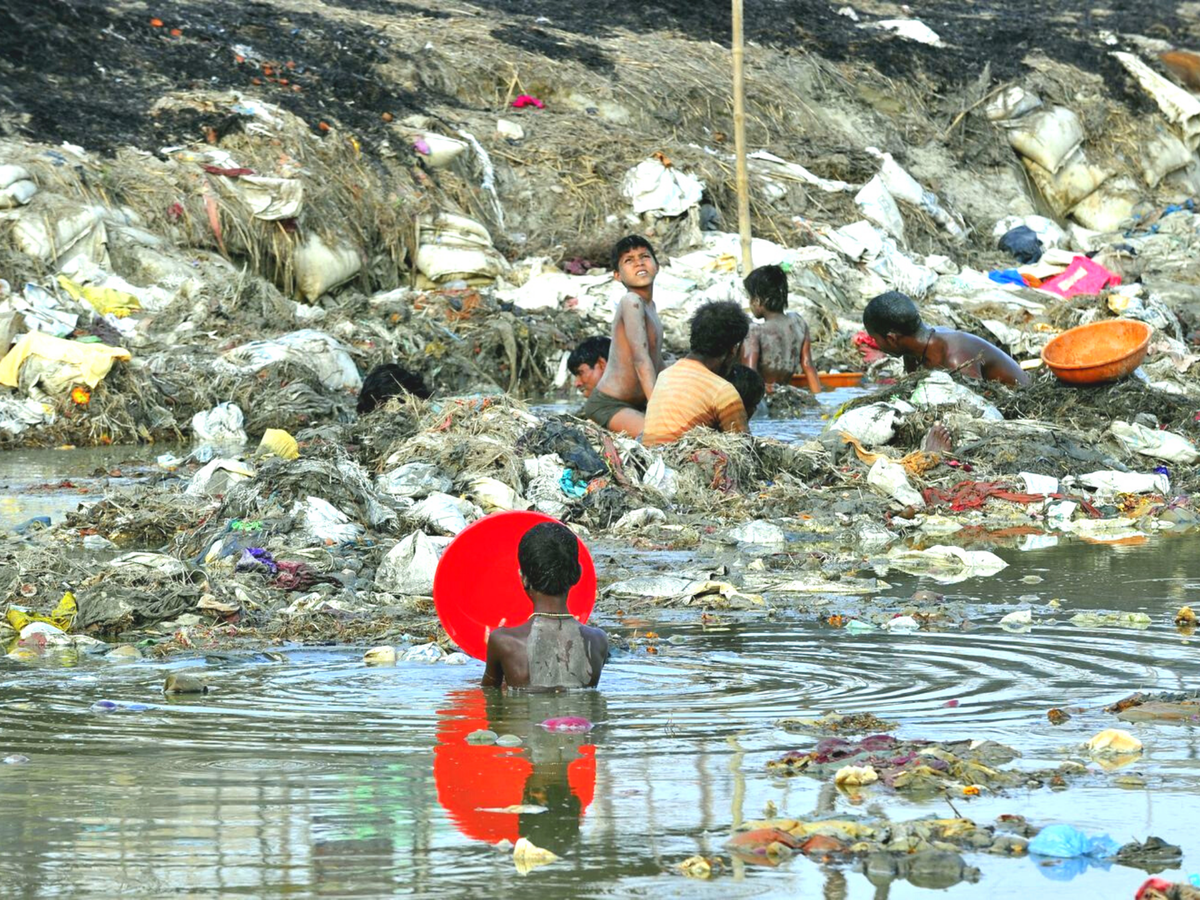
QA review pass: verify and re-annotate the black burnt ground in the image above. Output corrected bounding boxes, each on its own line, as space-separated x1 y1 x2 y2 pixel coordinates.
0 0 453 154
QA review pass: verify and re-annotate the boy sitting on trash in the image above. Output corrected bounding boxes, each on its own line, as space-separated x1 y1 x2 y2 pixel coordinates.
567 336 610 399
863 291 1030 388
580 236 665 437
742 264 822 393
482 522 607 690
642 301 751 448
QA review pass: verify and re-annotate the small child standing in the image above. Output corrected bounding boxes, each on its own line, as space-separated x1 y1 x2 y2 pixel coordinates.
741 264 822 393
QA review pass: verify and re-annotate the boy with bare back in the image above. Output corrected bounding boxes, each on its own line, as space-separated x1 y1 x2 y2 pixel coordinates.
580 236 665 437
741 265 822 393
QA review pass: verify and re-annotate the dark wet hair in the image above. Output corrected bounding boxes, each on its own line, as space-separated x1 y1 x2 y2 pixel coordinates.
567 336 610 373
357 363 431 415
689 301 750 357
518 521 582 596
744 265 788 312
863 291 922 337
726 364 764 415
610 234 657 272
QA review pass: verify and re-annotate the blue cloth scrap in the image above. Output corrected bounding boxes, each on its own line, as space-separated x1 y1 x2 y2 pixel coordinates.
988 269 1026 286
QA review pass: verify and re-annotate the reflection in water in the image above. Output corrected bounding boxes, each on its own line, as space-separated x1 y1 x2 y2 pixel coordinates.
434 689 603 856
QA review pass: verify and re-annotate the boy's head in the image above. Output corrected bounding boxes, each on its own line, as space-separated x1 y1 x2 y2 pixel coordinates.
726 364 765 416
567 336 610 397
611 235 658 291
357 363 431 415
862 291 922 354
518 521 582 598
744 264 788 316
690 301 750 375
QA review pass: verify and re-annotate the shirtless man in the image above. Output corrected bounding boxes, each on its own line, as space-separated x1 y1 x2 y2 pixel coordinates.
580 235 665 437
741 264 821 393
481 522 608 690
863 291 1030 387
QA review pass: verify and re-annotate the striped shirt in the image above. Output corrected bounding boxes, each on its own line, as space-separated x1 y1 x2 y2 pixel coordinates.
642 359 748 447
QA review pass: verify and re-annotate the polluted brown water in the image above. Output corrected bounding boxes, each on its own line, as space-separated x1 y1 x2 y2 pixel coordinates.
1 531 1198 897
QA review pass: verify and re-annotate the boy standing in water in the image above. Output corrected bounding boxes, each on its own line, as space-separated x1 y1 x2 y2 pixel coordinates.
482 522 608 690
580 235 665 437
742 264 822 393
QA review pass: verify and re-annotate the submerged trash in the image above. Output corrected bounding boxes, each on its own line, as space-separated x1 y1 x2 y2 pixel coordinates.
1086 729 1143 755
512 836 558 874
1027 823 1119 860
538 716 593 733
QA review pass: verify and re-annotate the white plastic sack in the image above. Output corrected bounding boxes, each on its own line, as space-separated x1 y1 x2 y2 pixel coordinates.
10 202 108 265
412 132 468 168
832 400 914 448
186 458 255 497
909 371 1003 420
223 329 362 391
0 169 37 209
415 213 508 284
1113 51 1200 150
411 491 479 535
292 496 363 543
1022 152 1109 215
1007 106 1084 174
401 642 447 663
1078 470 1170 498
986 86 1042 121
1020 472 1059 495
642 458 678 499
1110 421 1199 464
1069 178 1141 233
375 531 451 595
1140 130 1194 188
467 476 530 513
294 234 361 302
728 520 787 544
376 462 452 499
237 176 303 220
868 19 943 46
866 234 937 298
191 402 247 448
867 457 925 509
886 545 1008 584
620 158 704 217
855 175 906 242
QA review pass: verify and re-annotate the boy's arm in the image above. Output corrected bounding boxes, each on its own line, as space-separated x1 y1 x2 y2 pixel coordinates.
481 633 503 687
621 296 658 398
797 321 822 393
741 326 760 370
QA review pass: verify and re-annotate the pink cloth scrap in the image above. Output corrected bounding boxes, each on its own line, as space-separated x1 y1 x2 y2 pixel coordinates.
1040 255 1121 298
511 94 545 109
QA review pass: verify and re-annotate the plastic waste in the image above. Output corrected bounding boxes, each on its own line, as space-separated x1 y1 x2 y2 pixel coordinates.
1110 421 1199 464
291 496 363 544
256 428 300 460
57 275 141 318
10 202 107 264
855 175 906 242
0 164 37 208
992 215 1065 250
620 158 704 217
998 226 1043 264
986 86 1042 121
1020 472 1059 495
642 458 678 499
1069 177 1141 233
224 329 362 391
293 234 361 302
363 645 397 666
186 458 254 497
191 402 247 449
832 400 914 448
728 521 787 544
614 507 667 530
1028 823 1120 860
376 531 451 595
411 492 479 535
1022 150 1110 216
5 592 76 632
538 716 594 733
909 372 1003 420
884 615 919 632
0 396 52 435
1078 470 1169 498
1000 609 1033 628
867 457 925 509
1007 106 1085 174
467 476 530 513
886 545 1008 583
0 332 131 394
834 765 879 785
513 837 559 875
1086 728 1142 755
867 19 943 45
1113 51 1200 150
401 642 447 663
377 462 452 499
415 212 508 285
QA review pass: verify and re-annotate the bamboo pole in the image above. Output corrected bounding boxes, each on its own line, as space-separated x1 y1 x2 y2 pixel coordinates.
731 0 753 273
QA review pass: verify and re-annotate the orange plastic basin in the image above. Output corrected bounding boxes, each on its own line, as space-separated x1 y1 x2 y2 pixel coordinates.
796 371 864 389
1040 319 1152 385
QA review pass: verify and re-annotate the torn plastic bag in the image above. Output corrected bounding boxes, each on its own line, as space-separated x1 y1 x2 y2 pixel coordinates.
186 458 255 497
830 400 914 448
0 164 37 209
1077 470 1170 498
1110 421 1199 464
0 332 130 394
855 175 905 242
291 496 363 544
376 531 451 595
886 545 1008 583
223 329 362 391
0 396 52 435
467 476 531 513
191 402 247 449
410 492 480 535
909 371 1003 420
867 457 925 509
377 462 452 499
621 158 704 217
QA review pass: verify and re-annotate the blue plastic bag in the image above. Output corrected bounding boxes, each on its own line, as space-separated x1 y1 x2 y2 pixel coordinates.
1028 823 1120 859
